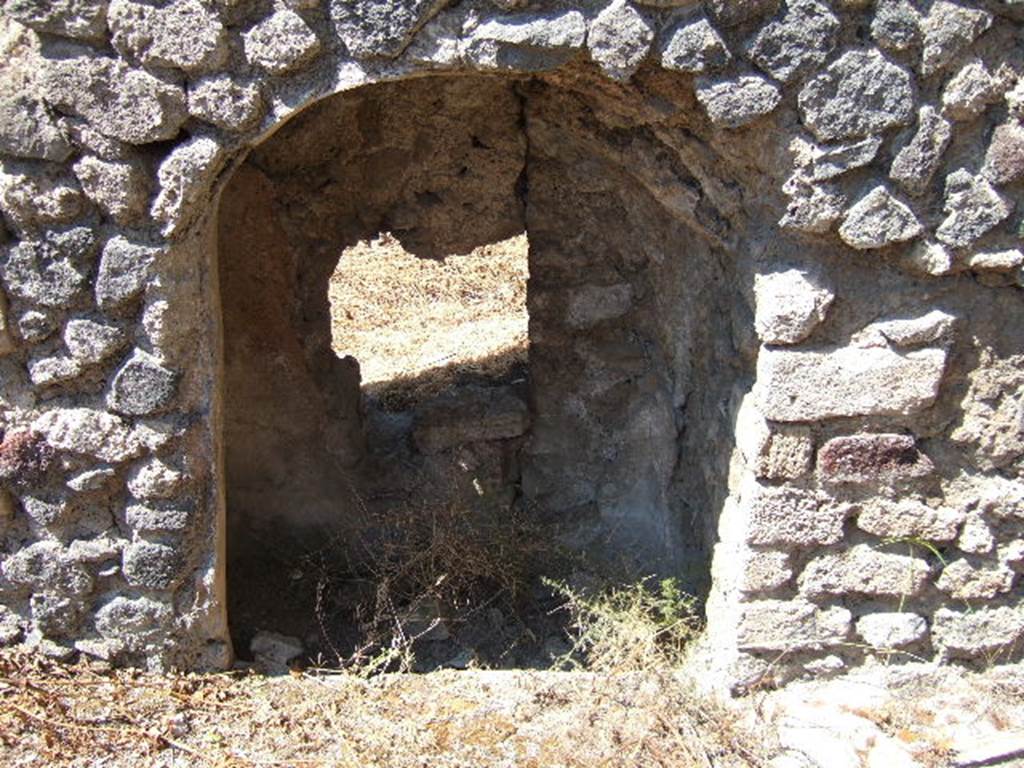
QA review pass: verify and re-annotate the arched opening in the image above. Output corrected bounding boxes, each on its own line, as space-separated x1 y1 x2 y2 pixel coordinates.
217 69 748 668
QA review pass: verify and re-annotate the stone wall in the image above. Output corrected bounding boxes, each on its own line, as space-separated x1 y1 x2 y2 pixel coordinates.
0 0 1020 689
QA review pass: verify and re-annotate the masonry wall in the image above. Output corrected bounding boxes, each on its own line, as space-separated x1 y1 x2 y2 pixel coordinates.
0 0 1020 688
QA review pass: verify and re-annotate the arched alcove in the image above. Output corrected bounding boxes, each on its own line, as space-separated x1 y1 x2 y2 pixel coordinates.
217 69 749 664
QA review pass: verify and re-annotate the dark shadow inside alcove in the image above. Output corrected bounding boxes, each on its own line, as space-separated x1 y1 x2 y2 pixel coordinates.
217 70 747 669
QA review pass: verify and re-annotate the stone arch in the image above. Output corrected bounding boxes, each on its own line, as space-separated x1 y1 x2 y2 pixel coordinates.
0 1 1019 689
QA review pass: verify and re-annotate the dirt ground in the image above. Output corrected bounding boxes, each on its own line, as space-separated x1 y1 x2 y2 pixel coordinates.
328 232 529 406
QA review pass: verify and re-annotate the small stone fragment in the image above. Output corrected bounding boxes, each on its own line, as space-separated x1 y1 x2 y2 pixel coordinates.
0 227 97 309
63 319 127 364
899 240 955 276
588 0 655 82
856 498 962 541
109 0 228 74
863 310 957 347
3 0 108 40
839 186 922 250
737 600 850 652
331 0 448 59
152 135 228 238
756 427 814 481
936 169 1013 249
932 606 1024 660
243 10 321 76
659 16 730 75
66 467 117 492
95 237 161 312
746 0 839 83
958 512 996 554
779 173 846 233
122 540 184 590
745 484 844 547
936 558 1016 600
969 248 1024 272
126 504 191 533
44 57 188 145
0 161 88 235
753 269 834 345
695 74 781 128
942 59 1012 121
817 433 934 484
799 544 931 598
73 155 151 225
0 96 73 162
108 350 178 416
465 10 587 71
127 457 187 500
32 408 143 463
889 106 953 195
795 135 884 182
188 75 265 132
798 50 915 141
738 550 793 592
920 0 993 76
756 344 947 421
17 310 57 343
28 356 82 387
983 121 1024 186
871 0 921 51
856 613 927 649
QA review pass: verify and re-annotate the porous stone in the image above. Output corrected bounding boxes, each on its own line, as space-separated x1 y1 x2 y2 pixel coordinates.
32 408 143 463
745 484 844 547
125 503 190 533
0 430 55 488
920 1 993 76
983 121 1024 186
94 595 170 643
889 106 954 195
109 0 228 74
753 269 833 345
799 544 931 598
756 427 814 481
942 59 1012 121
107 350 178 416
936 558 1016 600
188 75 265 133
31 593 83 637
64 319 127 365
122 540 184 590
566 284 632 329
969 248 1024 272
1 541 93 596
152 135 229 237
66 467 116 492
871 0 922 51
243 10 321 76
28 355 83 387
793 135 883 182
736 600 850 652
22 497 72 531
706 0 780 28
127 457 186 500
738 550 793 592
932 606 1024 659
861 310 956 348
959 512 996 554
756 345 947 421
43 57 188 145
899 240 955 276
798 50 915 141
95 237 161 312
935 169 1014 249
855 499 962 541
856 612 927 649
465 10 587 71
659 16 730 75
331 0 448 59
779 174 846 233
746 0 839 83
695 74 781 128
0 227 97 309
3 0 108 40
72 155 151 225
0 161 88 235
588 0 655 82
838 186 922 250
0 96 73 162
817 433 934 484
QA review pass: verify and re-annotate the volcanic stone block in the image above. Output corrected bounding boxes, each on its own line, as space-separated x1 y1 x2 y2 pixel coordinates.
799 544 931 598
73 155 151 225
107 350 178 416
856 612 927 649
745 485 844 547
889 106 952 195
0 431 55 488
243 10 321 75
32 408 143 463
659 16 730 75
95 237 161 312
932 606 1024 659
0 161 88 235
936 558 1016 600
188 75 265 133
737 600 851 652
855 499 962 542
920 0 992 76
589 0 655 82
0 97 73 162
753 269 833 345
122 540 184 590
331 0 449 59
746 0 838 83
3 0 109 40
465 10 587 71
756 345 947 421
151 136 228 237
984 121 1024 186
738 550 793 593
817 433 933 484
838 186 922 250
695 74 782 128
109 0 228 74
1 541 93 596
936 170 1013 249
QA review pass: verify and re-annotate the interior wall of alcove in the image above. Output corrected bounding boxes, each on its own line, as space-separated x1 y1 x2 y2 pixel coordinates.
216 68 751 649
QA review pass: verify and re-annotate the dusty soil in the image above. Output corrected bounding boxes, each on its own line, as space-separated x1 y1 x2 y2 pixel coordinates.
328 232 529 407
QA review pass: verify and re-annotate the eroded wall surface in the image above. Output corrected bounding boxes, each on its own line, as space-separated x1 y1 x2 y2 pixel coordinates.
0 0 1020 687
